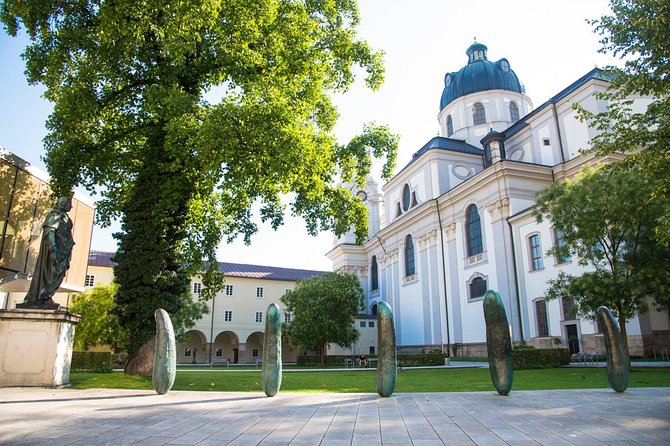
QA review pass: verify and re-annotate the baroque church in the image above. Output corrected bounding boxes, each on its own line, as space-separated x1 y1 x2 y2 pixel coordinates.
327 42 670 357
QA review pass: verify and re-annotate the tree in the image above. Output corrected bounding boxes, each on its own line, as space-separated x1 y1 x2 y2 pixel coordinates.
282 272 364 365
2 1 398 370
69 283 125 352
535 163 670 354
576 0 670 245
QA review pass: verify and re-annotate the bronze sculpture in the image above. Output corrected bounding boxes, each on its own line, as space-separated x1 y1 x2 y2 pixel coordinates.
18 196 75 310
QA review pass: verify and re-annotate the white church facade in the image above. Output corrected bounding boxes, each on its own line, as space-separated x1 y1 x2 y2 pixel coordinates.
327 42 670 357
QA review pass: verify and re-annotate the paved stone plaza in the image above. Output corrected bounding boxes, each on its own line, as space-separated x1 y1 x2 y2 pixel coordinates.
1 387 669 445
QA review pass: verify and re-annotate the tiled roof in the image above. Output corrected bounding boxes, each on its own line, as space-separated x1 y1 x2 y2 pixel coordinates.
216 262 326 281
87 250 327 281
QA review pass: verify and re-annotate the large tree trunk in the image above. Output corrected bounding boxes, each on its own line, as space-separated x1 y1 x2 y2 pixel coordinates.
320 344 325 366
125 337 155 376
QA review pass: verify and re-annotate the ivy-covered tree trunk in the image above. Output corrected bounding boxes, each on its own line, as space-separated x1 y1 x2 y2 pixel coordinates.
113 127 193 372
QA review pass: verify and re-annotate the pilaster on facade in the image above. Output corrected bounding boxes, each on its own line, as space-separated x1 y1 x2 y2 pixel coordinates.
416 229 438 250
442 222 457 241
379 248 399 267
486 197 510 222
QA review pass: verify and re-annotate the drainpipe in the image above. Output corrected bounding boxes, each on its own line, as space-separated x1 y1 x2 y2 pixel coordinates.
506 217 525 343
552 102 566 164
436 202 451 357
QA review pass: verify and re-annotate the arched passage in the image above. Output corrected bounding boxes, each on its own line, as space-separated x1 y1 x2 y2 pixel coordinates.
245 331 264 364
213 331 240 363
178 330 207 364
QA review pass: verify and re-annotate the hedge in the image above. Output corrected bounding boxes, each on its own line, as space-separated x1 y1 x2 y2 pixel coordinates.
512 348 570 369
297 352 448 367
71 351 113 373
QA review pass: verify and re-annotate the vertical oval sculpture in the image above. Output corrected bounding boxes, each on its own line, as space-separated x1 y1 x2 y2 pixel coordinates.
262 303 282 397
483 290 513 396
597 306 630 392
153 308 176 395
376 301 397 397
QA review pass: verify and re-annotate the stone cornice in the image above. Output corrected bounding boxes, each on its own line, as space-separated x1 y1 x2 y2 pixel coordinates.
337 265 368 276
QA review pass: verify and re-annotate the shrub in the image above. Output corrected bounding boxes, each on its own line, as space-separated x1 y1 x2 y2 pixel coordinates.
297 352 449 367
513 348 570 369
398 352 447 367
297 355 357 366
71 351 113 373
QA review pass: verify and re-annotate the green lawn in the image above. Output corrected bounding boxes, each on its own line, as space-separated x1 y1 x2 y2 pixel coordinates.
69 367 670 392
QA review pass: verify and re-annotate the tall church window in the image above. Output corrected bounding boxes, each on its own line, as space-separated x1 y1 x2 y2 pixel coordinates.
553 228 570 264
535 299 549 337
528 234 543 270
472 102 486 125
465 205 483 257
370 255 379 291
447 115 454 136
404 235 415 277
509 101 519 122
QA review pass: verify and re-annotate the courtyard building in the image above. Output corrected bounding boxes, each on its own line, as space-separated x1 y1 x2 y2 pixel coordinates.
87 251 378 364
327 42 670 357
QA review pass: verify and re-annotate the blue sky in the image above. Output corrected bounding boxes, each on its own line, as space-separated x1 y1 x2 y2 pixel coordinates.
0 0 616 270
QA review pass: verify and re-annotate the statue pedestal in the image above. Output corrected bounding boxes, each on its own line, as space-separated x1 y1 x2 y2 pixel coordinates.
0 309 81 387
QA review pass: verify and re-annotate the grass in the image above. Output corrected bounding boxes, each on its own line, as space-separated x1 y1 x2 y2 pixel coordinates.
69 367 670 393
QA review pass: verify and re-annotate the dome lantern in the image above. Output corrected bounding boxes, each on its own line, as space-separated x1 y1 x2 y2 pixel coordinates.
466 42 488 63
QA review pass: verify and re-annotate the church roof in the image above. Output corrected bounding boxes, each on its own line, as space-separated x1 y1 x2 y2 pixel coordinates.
399 136 483 173
440 42 524 111
504 68 606 139
88 250 326 282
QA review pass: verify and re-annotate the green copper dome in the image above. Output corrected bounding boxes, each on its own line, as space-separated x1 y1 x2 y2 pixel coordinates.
440 43 524 111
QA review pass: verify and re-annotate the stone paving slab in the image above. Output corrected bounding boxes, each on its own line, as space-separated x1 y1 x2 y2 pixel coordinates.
0 387 668 445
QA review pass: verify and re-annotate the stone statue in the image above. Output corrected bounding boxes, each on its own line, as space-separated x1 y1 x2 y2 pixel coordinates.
376 301 397 397
483 289 513 395
153 308 176 394
262 303 282 397
18 196 75 310
597 306 630 392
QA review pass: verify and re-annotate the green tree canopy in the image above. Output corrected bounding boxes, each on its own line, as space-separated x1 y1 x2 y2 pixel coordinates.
69 283 125 352
535 163 670 353
577 0 670 244
282 271 364 364
2 1 398 366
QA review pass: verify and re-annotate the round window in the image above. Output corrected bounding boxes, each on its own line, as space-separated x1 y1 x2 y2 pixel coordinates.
402 183 411 212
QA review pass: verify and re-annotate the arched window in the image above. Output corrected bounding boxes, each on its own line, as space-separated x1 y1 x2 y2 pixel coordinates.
404 234 415 277
465 205 483 257
370 255 379 291
509 101 519 122
472 102 486 125
371 303 378 316
447 115 454 136
468 276 487 300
